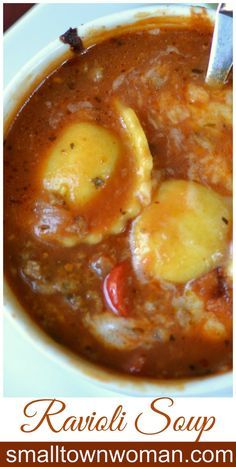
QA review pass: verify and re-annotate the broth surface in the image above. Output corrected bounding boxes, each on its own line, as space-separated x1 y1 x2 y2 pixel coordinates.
4 22 232 378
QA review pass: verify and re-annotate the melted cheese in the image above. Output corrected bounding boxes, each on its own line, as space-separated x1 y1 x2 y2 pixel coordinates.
173 290 227 340
84 313 143 351
130 180 231 284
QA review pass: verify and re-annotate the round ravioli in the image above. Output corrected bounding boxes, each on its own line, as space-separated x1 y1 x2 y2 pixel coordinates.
38 102 153 246
130 180 232 284
43 122 119 208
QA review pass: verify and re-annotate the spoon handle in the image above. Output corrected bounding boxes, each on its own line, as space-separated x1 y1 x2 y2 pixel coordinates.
220 3 233 15
205 3 233 85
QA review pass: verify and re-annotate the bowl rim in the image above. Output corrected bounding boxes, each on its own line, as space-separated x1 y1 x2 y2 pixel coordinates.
4 3 232 397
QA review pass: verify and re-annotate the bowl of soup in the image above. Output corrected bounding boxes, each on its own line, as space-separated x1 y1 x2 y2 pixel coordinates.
4 4 232 396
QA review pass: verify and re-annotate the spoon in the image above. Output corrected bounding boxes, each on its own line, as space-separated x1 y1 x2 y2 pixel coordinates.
205 3 233 86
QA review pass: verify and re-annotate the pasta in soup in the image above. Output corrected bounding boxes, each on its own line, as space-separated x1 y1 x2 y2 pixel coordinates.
4 15 232 379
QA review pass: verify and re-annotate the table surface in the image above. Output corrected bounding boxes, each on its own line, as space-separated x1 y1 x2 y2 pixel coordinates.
4 3 230 398
3 4 34 32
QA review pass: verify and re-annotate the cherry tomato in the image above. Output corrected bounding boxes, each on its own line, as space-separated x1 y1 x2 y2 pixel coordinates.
103 261 130 317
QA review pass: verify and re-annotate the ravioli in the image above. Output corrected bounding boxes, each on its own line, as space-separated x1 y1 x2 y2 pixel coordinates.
115 99 153 206
43 122 119 207
40 102 153 246
130 180 231 284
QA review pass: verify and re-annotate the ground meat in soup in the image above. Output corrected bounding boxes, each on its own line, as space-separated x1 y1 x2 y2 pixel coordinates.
4 18 232 379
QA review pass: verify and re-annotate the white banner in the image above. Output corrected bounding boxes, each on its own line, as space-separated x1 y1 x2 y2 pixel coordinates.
0 397 235 442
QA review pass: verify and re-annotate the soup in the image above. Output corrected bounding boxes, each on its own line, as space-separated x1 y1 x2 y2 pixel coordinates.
4 15 232 379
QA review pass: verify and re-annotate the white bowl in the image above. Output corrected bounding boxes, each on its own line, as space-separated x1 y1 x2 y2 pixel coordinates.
4 4 232 396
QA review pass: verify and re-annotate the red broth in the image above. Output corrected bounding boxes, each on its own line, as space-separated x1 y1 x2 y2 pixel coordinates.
4 20 232 379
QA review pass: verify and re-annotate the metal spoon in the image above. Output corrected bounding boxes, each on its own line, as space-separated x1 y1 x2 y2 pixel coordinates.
205 3 233 86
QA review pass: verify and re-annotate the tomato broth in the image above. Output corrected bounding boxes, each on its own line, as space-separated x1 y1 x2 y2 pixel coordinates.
4 19 232 379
